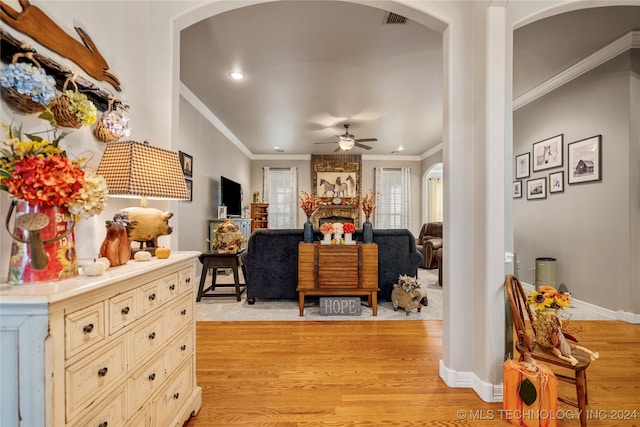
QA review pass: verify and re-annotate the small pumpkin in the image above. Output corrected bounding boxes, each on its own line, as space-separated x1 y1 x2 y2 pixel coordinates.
134 251 152 262
83 258 106 276
97 257 111 270
156 247 171 259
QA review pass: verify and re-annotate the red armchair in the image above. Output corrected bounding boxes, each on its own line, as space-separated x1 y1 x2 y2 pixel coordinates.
416 222 442 269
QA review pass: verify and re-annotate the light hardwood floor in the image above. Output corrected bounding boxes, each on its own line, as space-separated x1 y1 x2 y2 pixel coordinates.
184 320 640 426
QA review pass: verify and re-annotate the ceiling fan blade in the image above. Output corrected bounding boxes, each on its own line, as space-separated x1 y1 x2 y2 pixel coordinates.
354 142 372 150
354 138 377 143
333 145 343 153
314 141 337 145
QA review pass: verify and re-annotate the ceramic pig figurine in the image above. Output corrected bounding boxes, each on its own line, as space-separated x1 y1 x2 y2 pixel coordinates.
113 207 173 248
391 275 428 315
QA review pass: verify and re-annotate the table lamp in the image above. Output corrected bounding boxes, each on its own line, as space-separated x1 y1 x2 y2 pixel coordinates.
97 140 189 255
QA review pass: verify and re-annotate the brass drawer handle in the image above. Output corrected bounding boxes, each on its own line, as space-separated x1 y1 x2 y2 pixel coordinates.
148 373 156 381
186 277 191 283
173 392 180 400
121 306 130 315
148 293 156 301
98 422 108 427
97 367 108 377
181 309 187 316
169 284 176 291
180 344 187 351
148 332 156 340
83 323 94 334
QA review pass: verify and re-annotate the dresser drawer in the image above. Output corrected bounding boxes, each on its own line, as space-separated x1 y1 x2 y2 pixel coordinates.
68 384 127 427
65 301 105 359
65 337 127 421
178 266 195 295
108 288 138 334
166 294 192 337
139 280 163 316
160 273 180 304
131 352 167 409
167 327 193 372
152 359 193 427
126 404 150 427
131 312 166 366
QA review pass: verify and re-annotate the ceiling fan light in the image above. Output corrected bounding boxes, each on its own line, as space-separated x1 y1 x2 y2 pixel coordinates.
229 71 245 80
338 136 355 150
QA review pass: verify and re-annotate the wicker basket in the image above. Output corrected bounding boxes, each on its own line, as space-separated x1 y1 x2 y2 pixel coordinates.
50 79 83 128
1 53 51 114
93 99 122 142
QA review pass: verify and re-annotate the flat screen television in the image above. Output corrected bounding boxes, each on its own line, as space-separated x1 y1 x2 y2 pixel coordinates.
220 176 242 217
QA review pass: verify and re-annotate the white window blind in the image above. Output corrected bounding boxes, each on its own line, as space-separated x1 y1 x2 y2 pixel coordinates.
374 167 411 229
263 166 297 229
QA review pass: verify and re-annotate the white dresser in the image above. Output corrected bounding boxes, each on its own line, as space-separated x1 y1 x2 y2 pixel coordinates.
0 251 202 427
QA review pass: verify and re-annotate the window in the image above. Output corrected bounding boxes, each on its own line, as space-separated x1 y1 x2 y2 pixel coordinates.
263 166 297 228
374 167 411 229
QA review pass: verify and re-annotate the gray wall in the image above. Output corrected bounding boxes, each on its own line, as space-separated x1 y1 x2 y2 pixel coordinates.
177 96 252 253
513 50 638 312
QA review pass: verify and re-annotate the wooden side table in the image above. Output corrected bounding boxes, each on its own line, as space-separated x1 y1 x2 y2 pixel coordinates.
198 250 246 301
297 242 379 316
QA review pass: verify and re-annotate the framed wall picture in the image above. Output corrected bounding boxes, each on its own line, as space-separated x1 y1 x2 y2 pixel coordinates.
515 152 530 179
315 171 358 199
179 151 193 177
218 205 227 219
526 177 546 200
185 178 193 202
513 181 522 199
549 171 564 194
568 135 602 185
532 134 563 172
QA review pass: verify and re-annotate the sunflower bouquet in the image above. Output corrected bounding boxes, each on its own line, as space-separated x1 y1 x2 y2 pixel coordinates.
526 285 571 311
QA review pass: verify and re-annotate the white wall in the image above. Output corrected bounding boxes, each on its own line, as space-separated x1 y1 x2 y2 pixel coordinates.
514 51 637 313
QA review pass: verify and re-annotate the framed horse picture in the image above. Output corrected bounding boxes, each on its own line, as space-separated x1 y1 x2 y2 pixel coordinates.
316 172 358 198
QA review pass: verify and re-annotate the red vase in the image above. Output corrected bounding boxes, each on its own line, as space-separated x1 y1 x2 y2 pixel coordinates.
7 201 77 284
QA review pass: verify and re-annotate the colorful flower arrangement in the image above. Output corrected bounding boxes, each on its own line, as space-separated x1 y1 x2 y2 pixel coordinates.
0 123 108 219
343 222 355 234
526 285 571 311
0 62 56 106
359 189 376 218
299 190 319 217
60 90 98 126
99 108 131 138
320 222 334 235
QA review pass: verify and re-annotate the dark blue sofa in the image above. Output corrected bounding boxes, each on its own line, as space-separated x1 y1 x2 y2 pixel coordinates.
240 228 422 303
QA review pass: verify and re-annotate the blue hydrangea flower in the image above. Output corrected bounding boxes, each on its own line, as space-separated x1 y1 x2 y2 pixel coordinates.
0 63 56 105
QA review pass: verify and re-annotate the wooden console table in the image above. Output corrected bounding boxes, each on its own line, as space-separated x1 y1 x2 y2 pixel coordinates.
297 242 379 316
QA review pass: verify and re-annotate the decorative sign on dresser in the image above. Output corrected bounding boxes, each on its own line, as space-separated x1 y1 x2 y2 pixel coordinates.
297 242 378 316
0 251 202 427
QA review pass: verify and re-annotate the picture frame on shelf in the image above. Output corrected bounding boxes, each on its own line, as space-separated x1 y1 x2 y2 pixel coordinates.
218 205 227 219
185 178 193 202
515 152 530 179
568 135 602 185
526 177 547 200
179 151 193 177
513 181 522 199
549 171 564 194
532 134 563 172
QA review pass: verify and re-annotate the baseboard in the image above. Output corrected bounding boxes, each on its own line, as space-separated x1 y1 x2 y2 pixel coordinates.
439 360 503 403
521 281 639 323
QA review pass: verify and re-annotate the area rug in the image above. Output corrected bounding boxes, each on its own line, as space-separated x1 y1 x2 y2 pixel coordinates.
196 269 442 321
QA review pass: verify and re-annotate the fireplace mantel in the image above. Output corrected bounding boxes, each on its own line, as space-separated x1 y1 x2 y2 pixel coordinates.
312 204 361 228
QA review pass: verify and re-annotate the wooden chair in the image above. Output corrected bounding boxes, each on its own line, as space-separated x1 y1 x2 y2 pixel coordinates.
504 274 592 427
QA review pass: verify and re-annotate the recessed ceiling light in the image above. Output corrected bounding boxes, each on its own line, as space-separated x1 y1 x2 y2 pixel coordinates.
229 71 245 80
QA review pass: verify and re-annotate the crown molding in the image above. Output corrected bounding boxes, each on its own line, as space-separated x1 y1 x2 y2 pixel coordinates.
514 30 639 111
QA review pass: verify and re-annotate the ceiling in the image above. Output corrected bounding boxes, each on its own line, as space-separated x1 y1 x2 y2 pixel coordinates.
180 2 640 157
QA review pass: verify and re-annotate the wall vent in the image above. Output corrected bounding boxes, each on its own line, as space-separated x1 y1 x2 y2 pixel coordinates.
384 12 408 24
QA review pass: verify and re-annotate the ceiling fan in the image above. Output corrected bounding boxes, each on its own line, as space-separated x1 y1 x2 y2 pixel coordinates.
314 124 378 152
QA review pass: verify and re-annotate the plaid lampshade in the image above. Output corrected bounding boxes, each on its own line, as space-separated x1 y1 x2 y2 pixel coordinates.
97 141 190 200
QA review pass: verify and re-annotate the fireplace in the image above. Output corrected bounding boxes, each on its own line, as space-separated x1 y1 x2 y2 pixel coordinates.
312 205 360 228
